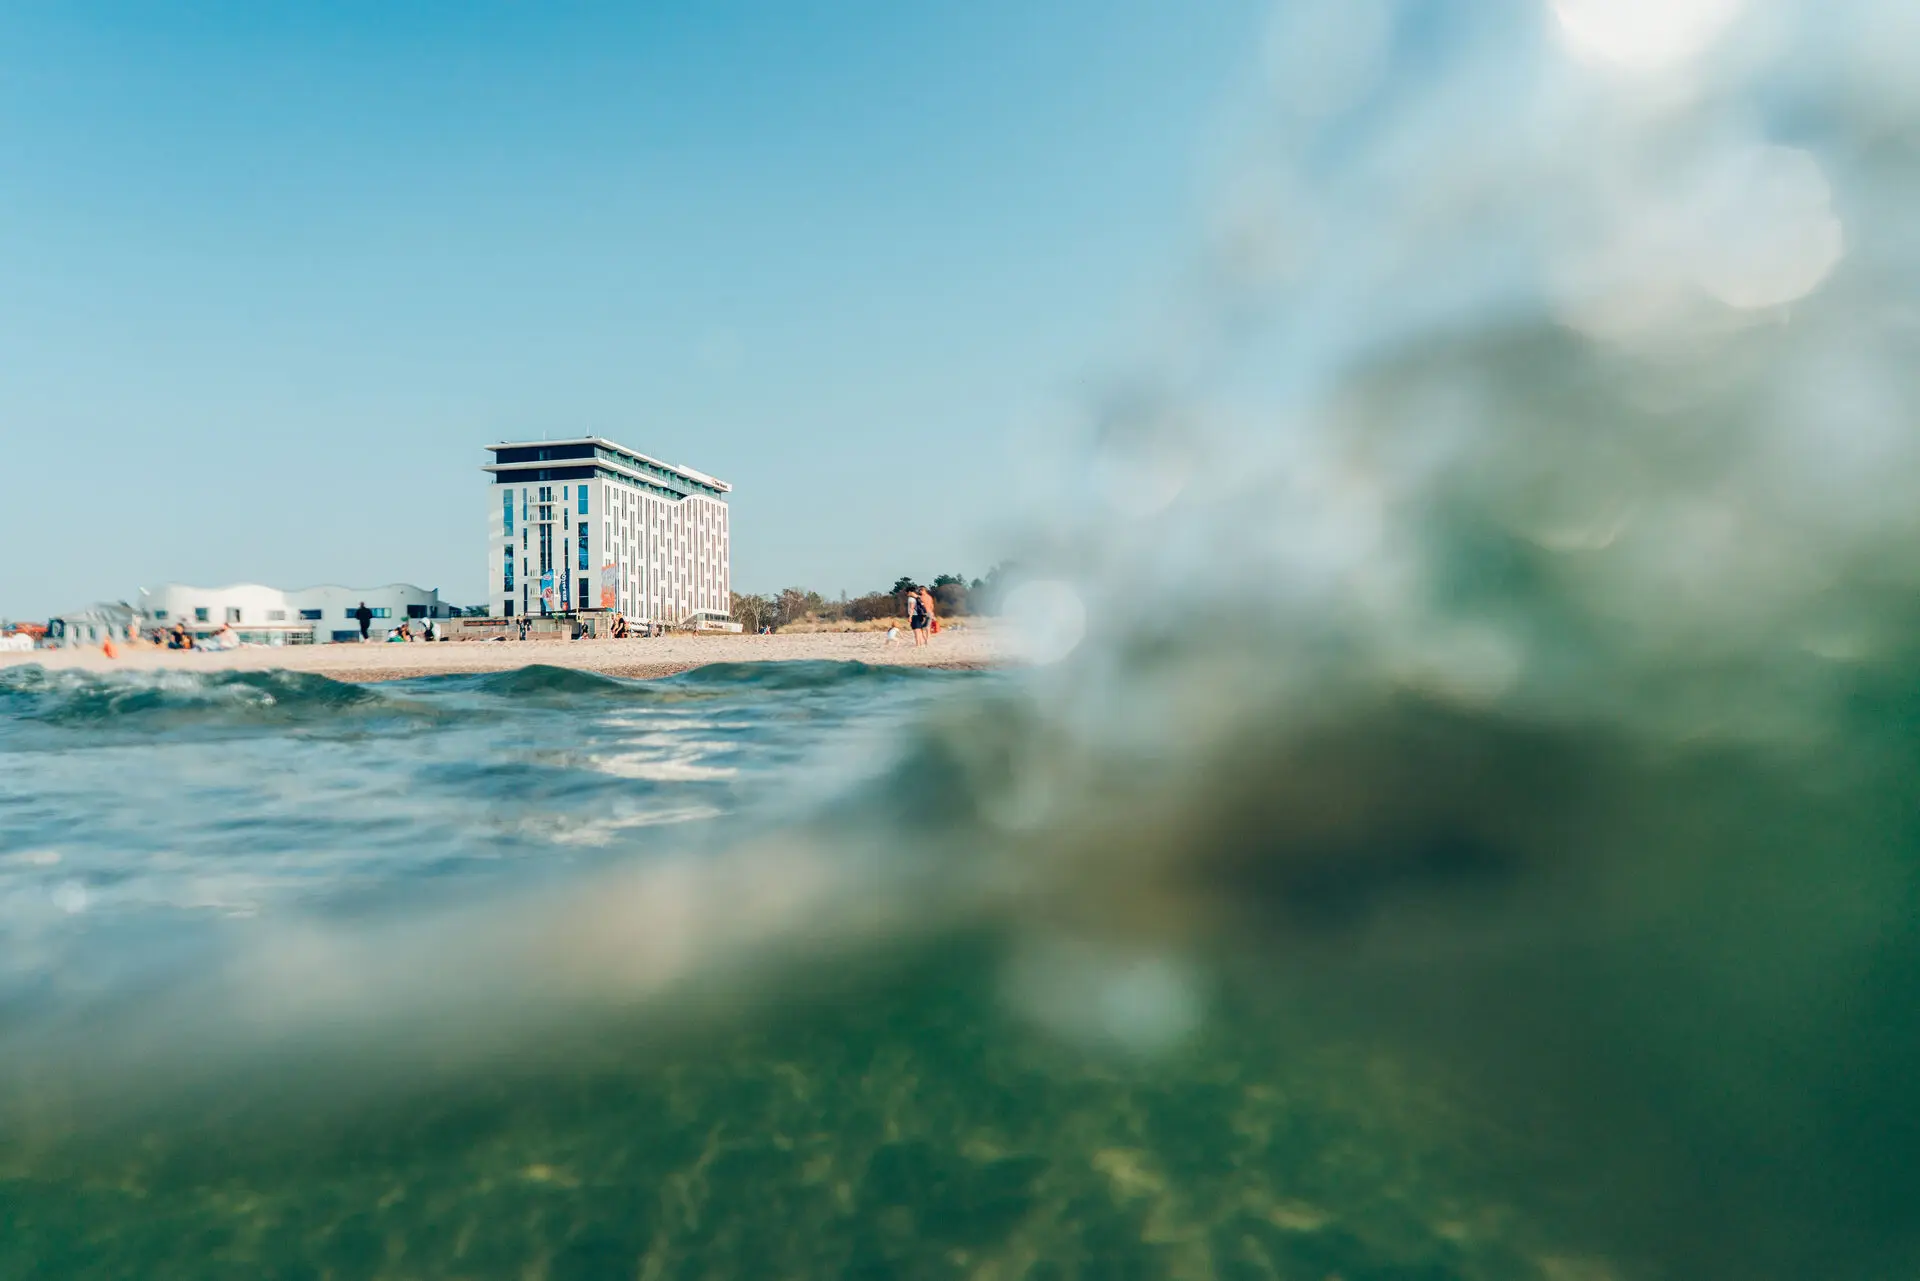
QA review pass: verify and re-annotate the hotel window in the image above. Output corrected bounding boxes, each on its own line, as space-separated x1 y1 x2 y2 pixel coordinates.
503 490 514 535
267 610 287 621
226 608 243 624
578 486 589 516
194 608 209 622
153 610 169 621
300 609 324 620
578 525 589 570
407 604 428 618
504 554 515 591
371 608 391 619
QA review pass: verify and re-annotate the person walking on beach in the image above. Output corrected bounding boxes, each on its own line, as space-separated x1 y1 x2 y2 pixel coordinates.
354 601 373 642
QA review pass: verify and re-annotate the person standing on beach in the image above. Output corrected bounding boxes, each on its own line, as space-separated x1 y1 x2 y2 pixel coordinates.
354 601 373 642
908 587 933 647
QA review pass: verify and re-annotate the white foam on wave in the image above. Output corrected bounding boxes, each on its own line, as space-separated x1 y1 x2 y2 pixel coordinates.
587 751 738 783
533 806 727 847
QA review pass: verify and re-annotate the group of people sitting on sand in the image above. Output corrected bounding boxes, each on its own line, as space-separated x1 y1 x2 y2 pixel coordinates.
607 613 665 639
384 619 434 642
153 621 240 651
145 617 439 649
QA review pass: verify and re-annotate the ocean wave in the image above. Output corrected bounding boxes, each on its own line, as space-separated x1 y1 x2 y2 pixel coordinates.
0 665 398 731
414 659 949 702
455 663 653 699
663 659 960 692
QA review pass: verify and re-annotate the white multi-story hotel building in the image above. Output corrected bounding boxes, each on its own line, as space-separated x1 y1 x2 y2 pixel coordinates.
485 438 732 626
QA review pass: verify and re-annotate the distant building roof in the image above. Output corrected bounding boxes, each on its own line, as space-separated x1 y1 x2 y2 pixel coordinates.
137 583 440 597
484 437 731 495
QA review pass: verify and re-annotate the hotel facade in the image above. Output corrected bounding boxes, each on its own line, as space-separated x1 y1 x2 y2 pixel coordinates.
485 438 732 626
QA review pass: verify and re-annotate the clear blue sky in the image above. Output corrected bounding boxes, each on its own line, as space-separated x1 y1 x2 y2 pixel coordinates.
0 0 1263 617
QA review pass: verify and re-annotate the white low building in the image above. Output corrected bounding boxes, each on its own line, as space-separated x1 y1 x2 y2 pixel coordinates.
484 437 733 627
42 602 141 649
134 583 457 645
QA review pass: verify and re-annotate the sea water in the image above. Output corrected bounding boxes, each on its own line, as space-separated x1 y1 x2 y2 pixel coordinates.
2 656 1918 1280
0 663 1534 1280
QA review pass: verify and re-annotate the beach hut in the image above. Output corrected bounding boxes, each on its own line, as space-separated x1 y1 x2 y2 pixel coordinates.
44 602 141 649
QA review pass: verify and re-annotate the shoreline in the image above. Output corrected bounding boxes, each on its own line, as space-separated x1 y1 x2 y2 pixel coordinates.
321 658 1001 684
0 626 1007 684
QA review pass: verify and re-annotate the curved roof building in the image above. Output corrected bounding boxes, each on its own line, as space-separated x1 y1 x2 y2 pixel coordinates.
133 582 454 645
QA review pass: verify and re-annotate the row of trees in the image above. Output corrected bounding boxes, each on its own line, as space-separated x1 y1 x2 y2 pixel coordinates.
731 564 1014 632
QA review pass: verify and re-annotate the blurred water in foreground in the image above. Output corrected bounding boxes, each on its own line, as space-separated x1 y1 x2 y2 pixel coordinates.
0 646 1915 1279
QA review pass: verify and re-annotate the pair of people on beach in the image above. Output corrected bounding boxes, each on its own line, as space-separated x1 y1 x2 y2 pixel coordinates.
882 587 938 645
908 586 937 646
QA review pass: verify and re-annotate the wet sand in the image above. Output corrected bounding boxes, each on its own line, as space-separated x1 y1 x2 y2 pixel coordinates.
1 626 1004 683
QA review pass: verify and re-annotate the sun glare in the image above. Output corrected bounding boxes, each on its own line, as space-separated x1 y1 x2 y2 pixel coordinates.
1551 0 1745 70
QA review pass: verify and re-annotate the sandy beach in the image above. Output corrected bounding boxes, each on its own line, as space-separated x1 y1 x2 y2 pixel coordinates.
1 624 1005 683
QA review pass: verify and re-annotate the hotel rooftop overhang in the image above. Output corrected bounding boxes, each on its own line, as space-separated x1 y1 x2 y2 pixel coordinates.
483 438 732 499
